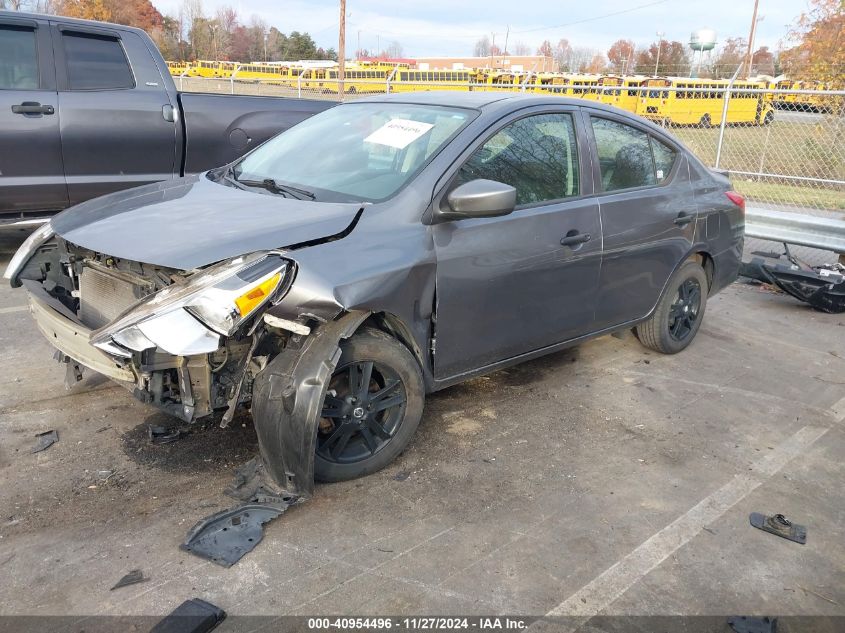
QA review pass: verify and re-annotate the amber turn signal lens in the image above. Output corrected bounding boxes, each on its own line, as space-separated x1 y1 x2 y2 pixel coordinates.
234 272 282 317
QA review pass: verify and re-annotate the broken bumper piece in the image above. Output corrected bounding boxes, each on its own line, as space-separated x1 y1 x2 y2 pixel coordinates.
181 502 296 567
740 257 845 314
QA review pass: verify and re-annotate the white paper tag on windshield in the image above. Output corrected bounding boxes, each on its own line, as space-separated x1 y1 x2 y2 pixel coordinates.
365 119 434 149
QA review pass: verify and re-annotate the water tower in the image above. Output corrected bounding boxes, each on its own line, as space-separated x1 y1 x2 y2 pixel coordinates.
689 28 717 77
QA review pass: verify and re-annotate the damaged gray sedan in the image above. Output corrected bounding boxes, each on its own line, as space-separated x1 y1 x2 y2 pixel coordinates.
5 92 744 497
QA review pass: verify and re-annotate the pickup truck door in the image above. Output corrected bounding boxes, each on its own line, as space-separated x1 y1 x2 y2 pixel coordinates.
0 16 68 217
50 23 178 205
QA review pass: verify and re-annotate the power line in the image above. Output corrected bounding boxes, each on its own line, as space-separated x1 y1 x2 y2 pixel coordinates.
511 0 674 35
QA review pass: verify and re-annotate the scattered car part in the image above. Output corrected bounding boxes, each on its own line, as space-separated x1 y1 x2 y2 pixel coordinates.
728 616 778 633
740 248 845 313
750 512 807 544
182 458 299 566
148 425 185 445
180 503 293 567
110 569 147 590
32 430 58 454
149 598 226 633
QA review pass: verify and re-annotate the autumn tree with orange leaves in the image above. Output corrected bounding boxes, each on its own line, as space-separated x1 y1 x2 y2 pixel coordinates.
779 0 844 84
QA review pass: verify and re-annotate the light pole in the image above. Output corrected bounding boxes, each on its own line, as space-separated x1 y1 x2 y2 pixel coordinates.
654 31 664 76
338 0 346 96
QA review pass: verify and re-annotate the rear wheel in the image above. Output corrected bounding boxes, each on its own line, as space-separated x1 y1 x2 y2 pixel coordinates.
314 328 424 482
699 113 712 128
635 261 708 354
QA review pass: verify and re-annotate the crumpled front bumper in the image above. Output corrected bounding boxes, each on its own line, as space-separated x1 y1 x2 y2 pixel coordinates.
28 292 135 384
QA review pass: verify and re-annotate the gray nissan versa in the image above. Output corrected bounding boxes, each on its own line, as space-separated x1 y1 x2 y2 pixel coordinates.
5 92 744 497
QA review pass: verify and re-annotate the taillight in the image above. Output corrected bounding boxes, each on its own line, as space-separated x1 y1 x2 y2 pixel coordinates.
726 191 745 213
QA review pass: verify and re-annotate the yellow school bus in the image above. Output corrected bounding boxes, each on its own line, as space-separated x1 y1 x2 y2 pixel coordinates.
613 77 647 112
392 69 474 92
587 76 646 112
566 74 600 98
532 72 569 94
192 60 239 78
234 63 300 87
473 70 521 91
636 78 774 126
299 67 391 94
166 61 193 76
583 76 625 104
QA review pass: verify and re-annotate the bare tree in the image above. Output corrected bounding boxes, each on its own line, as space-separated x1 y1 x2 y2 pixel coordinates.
554 39 572 71
384 40 403 58
509 41 528 55
473 36 491 57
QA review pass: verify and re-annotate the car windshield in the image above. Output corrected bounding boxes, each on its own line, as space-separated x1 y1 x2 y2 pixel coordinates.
231 103 475 202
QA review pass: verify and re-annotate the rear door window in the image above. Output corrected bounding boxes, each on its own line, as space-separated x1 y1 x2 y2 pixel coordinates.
0 25 38 90
591 117 656 191
61 31 134 90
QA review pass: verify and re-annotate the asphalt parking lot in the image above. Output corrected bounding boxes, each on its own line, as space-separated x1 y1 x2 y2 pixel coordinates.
0 230 843 629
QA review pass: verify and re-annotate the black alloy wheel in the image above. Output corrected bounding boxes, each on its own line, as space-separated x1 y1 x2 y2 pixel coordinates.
317 360 407 464
668 278 702 342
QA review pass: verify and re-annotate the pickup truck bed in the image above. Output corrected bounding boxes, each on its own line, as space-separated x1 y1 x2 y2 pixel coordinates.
0 10 335 224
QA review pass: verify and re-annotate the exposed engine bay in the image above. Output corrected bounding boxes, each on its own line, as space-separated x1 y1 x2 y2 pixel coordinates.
18 236 294 423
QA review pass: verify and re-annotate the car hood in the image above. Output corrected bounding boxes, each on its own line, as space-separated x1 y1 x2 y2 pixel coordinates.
50 174 363 270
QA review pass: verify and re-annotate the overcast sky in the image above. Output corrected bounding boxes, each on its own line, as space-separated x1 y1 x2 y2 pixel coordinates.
151 0 802 57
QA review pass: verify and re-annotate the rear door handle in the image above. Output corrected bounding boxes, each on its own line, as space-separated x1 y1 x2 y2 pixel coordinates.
560 232 592 246
674 212 693 226
12 102 54 115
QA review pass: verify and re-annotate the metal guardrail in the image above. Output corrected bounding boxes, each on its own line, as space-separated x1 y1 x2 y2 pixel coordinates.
745 208 845 255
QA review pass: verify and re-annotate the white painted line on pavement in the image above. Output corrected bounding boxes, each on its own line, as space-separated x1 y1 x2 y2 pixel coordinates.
0 305 27 315
532 423 831 630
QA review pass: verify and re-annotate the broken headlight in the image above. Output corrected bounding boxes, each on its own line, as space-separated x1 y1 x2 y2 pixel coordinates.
91 252 292 357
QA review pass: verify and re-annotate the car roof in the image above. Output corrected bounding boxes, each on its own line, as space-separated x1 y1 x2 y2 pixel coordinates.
355 90 626 114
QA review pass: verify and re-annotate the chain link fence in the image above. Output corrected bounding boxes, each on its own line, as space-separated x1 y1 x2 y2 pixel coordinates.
178 75 844 263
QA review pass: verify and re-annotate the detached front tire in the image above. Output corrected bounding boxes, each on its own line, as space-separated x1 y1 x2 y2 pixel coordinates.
314 328 424 482
635 261 708 354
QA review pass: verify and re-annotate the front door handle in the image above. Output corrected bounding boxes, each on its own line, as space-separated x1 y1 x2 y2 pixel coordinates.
674 212 693 226
560 231 592 246
12 102 54 115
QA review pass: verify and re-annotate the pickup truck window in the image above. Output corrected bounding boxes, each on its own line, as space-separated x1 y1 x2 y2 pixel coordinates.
0 25 38 90
62 31 134 90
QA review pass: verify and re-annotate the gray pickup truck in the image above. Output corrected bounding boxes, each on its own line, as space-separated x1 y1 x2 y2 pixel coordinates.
0 11 334 225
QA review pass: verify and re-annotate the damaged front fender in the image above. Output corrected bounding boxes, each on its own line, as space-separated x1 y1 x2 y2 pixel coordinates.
251 311 370 497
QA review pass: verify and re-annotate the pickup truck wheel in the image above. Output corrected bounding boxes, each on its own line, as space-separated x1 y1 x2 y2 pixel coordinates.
634 261 708 354
314 328 424 482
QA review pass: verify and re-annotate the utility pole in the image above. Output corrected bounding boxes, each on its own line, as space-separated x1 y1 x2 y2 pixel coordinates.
357 30 361 59
744 0 760 79
503 25 509 57
338 0 346 97
654 31 664 76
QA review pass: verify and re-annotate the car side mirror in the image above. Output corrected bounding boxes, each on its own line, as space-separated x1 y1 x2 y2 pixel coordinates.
439 179 517 221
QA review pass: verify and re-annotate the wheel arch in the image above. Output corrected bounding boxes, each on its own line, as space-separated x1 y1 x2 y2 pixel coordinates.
362 312 428 381
689 250 715 291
